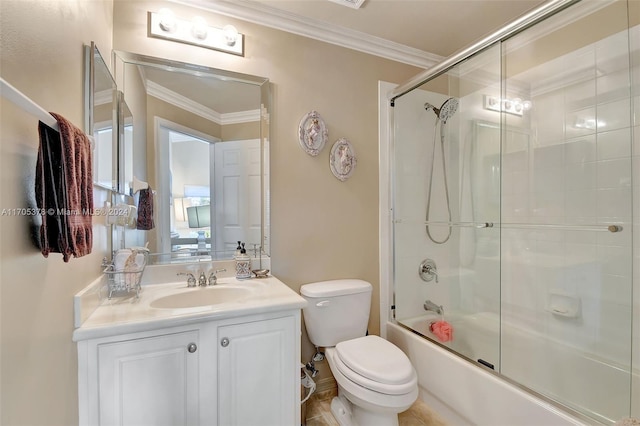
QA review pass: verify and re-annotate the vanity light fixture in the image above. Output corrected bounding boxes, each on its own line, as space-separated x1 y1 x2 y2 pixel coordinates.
483 95 531 117
148 10 244 56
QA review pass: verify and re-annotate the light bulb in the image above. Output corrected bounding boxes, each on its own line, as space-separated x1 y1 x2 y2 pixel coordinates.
158 8 176 32
191 16 208 40
223 24 238 46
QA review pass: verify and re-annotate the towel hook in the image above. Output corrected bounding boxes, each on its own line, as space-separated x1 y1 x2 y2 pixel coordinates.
132 176 149 194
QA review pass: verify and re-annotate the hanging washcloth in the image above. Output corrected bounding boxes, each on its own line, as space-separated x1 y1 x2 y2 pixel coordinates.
136 187 155 230
36 113 93 262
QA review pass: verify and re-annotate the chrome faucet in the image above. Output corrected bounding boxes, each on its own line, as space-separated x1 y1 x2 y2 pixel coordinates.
177 272 197 288
423 300 443 316
208 269 227 286
198 272 208 287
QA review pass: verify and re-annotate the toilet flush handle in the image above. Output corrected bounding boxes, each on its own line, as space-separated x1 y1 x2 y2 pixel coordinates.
316 300 331 308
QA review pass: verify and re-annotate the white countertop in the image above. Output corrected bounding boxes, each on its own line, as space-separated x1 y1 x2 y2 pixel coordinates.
73 275 307 341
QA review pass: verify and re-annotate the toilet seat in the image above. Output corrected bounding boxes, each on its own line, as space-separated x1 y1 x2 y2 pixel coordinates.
334 335 417 395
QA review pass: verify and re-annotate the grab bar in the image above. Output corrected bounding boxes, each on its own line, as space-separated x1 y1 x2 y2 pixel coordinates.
397 220 623 233
396 220 494 228
500 223 623 233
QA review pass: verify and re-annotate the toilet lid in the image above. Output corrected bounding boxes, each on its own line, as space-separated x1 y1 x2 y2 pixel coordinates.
335 335 415 387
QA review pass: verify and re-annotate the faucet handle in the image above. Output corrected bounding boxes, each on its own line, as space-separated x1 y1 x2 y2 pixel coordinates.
426 265 439 283
419 259 439 283
177 272 197 287
208 268 227 286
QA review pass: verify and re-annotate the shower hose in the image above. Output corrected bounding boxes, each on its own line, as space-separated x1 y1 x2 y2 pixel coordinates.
425 118 452 244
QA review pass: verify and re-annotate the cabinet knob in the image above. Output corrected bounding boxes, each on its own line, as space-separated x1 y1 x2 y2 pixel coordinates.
187 343 197 353
220 337 230 347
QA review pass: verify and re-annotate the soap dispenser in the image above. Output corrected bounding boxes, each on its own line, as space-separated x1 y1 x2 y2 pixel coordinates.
235 242 251 279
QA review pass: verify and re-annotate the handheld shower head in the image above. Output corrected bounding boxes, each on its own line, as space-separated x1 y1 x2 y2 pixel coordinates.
439 98 458 123
424 98 459 124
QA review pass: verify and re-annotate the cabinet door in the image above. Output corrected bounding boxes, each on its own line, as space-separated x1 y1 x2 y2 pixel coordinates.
97 330 200 426
218 316 296 426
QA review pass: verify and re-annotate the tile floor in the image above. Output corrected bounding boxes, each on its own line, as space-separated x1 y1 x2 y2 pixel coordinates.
304 388 449 426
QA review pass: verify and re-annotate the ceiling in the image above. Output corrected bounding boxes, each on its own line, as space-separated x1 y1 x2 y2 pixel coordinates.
176 0 549 67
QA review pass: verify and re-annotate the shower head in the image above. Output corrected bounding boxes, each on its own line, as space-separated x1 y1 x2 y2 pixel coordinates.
439 98 458 123
424 98 459 124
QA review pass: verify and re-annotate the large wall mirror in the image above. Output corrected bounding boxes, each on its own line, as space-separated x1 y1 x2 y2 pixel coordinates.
114 51 271 264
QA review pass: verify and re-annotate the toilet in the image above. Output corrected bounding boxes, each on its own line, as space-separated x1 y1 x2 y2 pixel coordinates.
300 279 418 426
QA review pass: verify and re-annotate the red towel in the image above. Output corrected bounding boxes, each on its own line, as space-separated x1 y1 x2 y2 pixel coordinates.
35 113 93 262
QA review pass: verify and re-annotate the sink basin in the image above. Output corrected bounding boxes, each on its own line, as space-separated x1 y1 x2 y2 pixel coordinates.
150 286 252 309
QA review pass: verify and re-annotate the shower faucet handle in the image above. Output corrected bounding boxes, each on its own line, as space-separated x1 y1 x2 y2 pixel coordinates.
419 259 439 283
425 265 439 283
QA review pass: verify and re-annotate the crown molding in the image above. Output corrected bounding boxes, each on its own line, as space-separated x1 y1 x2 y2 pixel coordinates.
95 89 113 106
147 80 259 125
169 0 443 69
222 109 261 125
329 0 366 9
147 80 221 122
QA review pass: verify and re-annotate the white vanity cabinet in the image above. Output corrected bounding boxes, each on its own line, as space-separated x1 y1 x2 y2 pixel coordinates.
94 326 214 426
76 310 301 426
218 315 296 425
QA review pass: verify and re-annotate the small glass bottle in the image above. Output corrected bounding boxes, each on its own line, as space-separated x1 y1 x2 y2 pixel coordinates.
235 243 251 279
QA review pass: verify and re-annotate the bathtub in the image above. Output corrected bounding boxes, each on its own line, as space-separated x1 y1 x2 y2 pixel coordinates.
386 313 633 425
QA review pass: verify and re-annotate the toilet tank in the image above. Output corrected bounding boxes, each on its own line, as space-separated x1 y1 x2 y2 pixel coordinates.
300 279 372 347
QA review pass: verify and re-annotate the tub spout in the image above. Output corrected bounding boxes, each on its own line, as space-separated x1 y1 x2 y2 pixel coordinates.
424 300 443 315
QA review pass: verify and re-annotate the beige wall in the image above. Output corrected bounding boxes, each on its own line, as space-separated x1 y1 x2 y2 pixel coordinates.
0 0 420 423
222 121 260 141
0 1 114 425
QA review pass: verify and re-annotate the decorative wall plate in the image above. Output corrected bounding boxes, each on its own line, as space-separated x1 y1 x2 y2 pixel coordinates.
298 111 328 156
329 138 356 181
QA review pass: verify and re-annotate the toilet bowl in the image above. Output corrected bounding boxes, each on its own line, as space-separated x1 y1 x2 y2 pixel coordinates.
326 336 418 426
300 280 418 426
